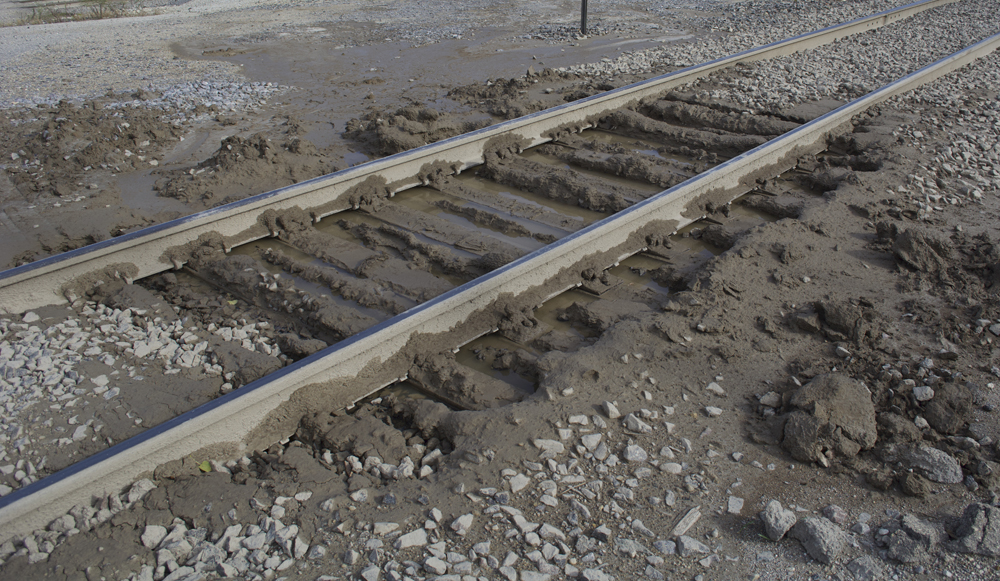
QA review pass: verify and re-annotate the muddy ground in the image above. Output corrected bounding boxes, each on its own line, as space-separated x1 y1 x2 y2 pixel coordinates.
2 0 1000 580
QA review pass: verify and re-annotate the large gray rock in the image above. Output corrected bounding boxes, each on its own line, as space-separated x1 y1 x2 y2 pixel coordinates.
881 444 963 484
901 514 943 548
789 517 846 564
949 503 1000 556
781 374 877 464
887 529 927 563
676 535 710 556
760 500 796 541
581 569 614 581
614 537 650 556
847 556 884 581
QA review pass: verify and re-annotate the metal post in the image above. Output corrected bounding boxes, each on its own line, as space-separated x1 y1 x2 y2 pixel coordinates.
581 0 588 35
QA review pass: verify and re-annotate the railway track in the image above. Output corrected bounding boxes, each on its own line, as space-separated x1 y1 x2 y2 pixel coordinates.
1 0 998 548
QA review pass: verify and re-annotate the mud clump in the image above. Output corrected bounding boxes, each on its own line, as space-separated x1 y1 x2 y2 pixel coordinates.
305 414 409 465
155 132 334 208
738 194 803 220
433 199 532 238
600 109 767 158
893 228 952 280
877 412 922 444
566 299 656 334
296 394 455 468
643 98 801 136
496 305 543 344
212 341 283 387
922 382 974 435
814 299 881 345
875 222 953 281
448 73 561 119
480 149 633 213
537 142 689 191
197 254 378 342
275 333 328 359
780 373 877 465
344 104 491 155
408 353 530 410
260 248 410 316
803 167 858 193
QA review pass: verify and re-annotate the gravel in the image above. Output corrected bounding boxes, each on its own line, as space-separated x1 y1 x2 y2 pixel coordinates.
678 0 1000 114
0 301 285 496
565 0 915 77
664 0 1000 218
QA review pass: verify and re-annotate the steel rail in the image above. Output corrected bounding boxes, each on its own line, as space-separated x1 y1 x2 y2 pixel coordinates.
0 0 957 314
1 28 997 544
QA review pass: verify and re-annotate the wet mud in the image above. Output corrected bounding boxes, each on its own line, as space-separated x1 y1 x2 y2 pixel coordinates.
155 131 338 209
344 105 492 156
431 175 588 233
259 247 413 316
262 207 455 302
642 97 801 136
8 23 1000 581
601 108 768 158
408 353 531 411
479 148 637 213
537 141 693 190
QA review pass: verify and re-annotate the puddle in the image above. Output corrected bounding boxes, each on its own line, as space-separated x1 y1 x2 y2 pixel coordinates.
230 239 391 322
455 173 606 225
342 151 370 167
181 24 690 119
727 194 780 223
454 334 537 394
519 149 664 197
363 380 453 407
609 253 672 294
117 170 191 214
